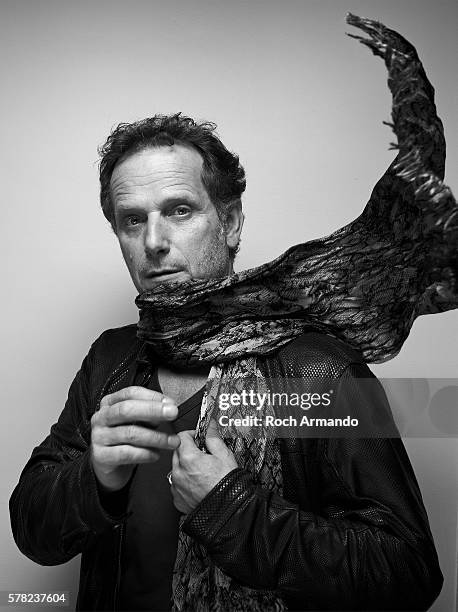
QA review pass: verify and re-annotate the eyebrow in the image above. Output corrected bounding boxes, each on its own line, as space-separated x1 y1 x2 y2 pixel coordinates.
115 196 200 212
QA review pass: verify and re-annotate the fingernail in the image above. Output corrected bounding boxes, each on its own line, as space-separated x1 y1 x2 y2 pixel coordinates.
162 403 177 418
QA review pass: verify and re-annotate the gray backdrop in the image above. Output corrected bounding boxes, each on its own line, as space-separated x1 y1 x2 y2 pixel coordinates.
1 1 457 610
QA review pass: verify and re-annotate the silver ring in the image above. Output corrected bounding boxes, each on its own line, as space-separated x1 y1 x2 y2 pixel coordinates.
167 470 173 485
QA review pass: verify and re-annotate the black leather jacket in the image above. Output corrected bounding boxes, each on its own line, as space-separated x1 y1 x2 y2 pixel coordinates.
10 325 443 611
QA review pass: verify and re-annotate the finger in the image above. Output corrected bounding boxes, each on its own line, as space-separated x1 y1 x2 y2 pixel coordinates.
177 430 197 443
95 424 180 451
98 398 178 427
170 452 181 494
177 429 196 440
205 419 228 455
206 419 222 438
172 449 180 472
101 386 175 407
170 485 184 512
176 430 199 459
96 444 160 466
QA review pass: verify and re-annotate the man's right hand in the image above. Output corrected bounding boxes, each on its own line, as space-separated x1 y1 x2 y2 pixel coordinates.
90 386 180 492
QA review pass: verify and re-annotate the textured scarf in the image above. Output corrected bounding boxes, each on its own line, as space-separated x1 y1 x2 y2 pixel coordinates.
135 14 457 612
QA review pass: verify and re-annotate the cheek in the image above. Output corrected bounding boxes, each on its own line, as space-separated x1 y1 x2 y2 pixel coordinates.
194 227 228 273
119 239 138 266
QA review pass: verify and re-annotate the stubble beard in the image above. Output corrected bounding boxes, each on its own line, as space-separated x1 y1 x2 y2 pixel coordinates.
198 222 233 280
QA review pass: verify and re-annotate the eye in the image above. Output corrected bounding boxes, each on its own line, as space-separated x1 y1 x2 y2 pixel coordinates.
170 205 191 217
124 215 141 226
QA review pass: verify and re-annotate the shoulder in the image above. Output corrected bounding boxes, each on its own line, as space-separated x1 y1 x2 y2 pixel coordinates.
262 331 366 379
86 323 141 370
92 323 139 350
75 324 142 405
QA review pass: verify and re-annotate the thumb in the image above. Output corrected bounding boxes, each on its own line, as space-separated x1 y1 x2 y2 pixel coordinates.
205 418 227 455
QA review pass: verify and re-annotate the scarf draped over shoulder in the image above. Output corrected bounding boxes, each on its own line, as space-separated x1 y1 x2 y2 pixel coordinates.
136 13 457 366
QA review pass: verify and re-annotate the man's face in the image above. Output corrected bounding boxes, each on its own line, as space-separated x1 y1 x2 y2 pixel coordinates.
110 145 243 293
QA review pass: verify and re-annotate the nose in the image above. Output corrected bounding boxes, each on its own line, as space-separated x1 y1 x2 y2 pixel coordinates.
144 213 170 257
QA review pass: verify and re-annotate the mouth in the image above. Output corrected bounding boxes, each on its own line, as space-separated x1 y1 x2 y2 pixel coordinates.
142 270 187 285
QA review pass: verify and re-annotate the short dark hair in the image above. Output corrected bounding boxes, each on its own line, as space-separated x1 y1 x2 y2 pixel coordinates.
98 113 246 258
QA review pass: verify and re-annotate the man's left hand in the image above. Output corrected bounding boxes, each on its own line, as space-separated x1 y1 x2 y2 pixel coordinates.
170 419 238 514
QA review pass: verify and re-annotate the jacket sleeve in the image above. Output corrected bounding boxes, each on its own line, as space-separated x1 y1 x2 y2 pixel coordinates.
182 362 444 611
9 334 130 566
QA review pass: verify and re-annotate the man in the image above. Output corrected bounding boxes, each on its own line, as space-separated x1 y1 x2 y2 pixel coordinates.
10 14 453 611
9 113 444 612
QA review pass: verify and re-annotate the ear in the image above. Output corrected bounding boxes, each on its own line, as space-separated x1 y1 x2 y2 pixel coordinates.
224 200 244 250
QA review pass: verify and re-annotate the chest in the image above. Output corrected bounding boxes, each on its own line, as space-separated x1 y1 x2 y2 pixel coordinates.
157 367 208 406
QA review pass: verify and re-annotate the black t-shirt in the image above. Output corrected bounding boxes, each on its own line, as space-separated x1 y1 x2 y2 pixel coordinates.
118 366 205 612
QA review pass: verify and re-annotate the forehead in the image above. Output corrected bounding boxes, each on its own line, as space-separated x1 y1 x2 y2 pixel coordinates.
110 144 205 194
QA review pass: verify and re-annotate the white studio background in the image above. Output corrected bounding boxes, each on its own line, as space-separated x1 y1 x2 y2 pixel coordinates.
0 1 456 611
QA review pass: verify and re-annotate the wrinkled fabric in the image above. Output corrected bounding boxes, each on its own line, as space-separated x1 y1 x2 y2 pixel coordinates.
137 13 457 369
